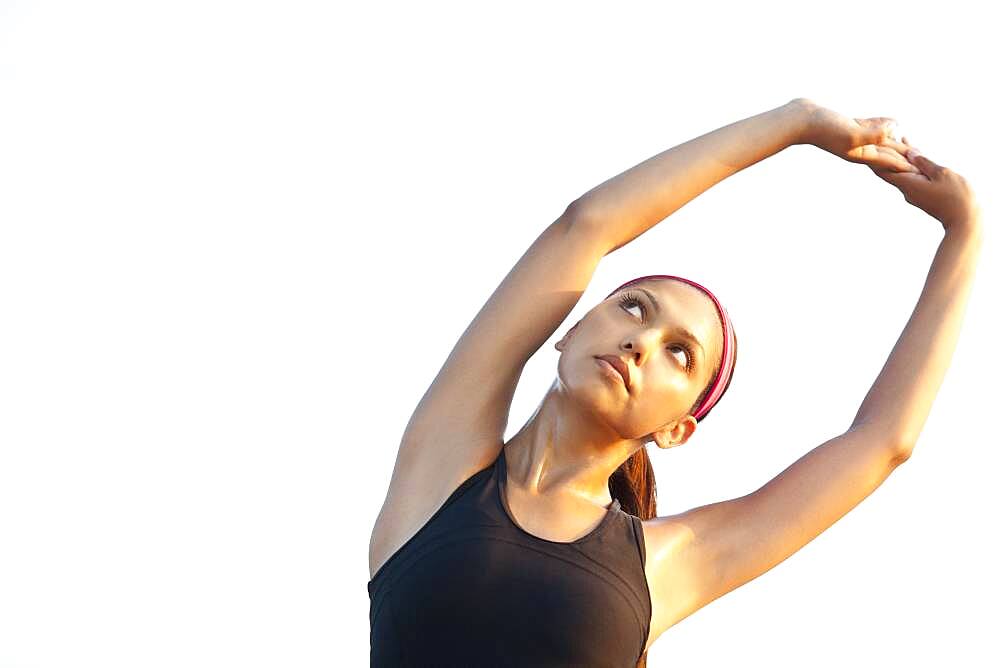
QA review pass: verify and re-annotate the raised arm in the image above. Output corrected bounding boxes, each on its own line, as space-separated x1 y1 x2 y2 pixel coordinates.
571 97 916 254
851 151 983 453
640 142 983 645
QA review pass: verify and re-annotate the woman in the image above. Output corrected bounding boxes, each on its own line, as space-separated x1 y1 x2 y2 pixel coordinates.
367 97 982 667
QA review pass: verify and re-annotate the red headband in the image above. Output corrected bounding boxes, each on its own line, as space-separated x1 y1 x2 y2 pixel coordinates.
605 275 736 421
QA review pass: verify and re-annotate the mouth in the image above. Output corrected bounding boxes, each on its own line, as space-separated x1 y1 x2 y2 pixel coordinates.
595 355 630 392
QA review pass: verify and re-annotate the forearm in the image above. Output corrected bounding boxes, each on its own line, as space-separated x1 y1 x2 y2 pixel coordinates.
570 98 810 253
851 222 984 456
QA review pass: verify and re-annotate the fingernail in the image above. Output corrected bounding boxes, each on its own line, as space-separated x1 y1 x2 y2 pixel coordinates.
907 149 921 160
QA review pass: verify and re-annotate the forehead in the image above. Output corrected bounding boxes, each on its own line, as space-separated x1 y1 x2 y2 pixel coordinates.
616 279 721 357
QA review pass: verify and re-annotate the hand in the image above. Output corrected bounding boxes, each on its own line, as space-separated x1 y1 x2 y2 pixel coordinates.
790 98 919 174
869 138 982 235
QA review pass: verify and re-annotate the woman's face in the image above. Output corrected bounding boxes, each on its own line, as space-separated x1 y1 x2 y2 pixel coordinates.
555 279 722 444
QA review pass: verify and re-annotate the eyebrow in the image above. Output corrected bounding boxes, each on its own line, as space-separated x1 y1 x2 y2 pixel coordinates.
633 287 705 357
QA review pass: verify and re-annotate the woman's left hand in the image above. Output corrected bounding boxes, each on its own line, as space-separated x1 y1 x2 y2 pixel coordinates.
791 98 920 173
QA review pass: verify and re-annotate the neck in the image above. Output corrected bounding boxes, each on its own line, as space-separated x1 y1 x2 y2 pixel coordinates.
505 379 645 505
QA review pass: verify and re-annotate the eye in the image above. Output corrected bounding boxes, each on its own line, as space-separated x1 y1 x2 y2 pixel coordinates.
618 293 644 319
668 344 694 372
617 292 695 373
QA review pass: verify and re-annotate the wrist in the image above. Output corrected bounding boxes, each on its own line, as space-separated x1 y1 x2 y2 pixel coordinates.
944 214 983 247
781 97 818 146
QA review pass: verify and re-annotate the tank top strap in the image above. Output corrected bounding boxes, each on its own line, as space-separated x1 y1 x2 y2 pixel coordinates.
627 513 648 568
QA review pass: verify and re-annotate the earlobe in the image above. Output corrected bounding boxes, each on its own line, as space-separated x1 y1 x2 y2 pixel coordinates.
651 431 675 450
651 426 679 450
651 416 698 449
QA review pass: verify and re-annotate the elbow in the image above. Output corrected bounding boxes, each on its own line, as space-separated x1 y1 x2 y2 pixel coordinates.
851 420 915 467
561 199 612 252
562 198 605 232
889 437 916 467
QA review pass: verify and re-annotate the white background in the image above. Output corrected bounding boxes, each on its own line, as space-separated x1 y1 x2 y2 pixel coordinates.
1 1 996 666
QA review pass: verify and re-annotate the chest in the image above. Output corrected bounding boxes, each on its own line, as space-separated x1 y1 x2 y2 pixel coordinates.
501 478 618 543
380 524 649 666
369 459 653 665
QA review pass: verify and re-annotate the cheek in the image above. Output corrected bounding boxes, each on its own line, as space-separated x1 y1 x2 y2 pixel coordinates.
646 365 691 396
636 375 692 419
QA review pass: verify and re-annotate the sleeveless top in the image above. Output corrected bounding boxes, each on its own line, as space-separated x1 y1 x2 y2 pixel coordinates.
367 446 653 667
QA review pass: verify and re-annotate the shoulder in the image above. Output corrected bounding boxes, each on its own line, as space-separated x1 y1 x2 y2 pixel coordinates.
638 516 704 651
370 442 501 580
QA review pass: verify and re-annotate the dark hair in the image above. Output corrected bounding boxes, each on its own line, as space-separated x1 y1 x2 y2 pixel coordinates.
607 286 739 668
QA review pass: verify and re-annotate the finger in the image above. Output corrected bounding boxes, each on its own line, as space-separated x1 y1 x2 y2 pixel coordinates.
859 144 921 173
871 167 930 187
896 136 935 177
879 146 922 173
899 136 927 156
868 165 931 188
877 137 914 155
906 150 945 179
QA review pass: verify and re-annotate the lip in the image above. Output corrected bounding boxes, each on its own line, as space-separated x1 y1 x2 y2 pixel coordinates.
595 355 631 391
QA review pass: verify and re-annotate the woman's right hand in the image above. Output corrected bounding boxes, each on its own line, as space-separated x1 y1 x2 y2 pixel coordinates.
869 138 981 234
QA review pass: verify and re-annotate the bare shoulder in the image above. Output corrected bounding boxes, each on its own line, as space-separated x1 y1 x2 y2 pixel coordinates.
638 515 709 653
371 210 611 581
369 435 503 581
638 427 904 651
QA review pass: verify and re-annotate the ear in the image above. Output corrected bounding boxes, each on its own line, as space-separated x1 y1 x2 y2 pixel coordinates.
555 320 582 352
650 415 698 450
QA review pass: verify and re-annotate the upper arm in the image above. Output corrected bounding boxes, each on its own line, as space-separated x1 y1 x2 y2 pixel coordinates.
399 203 608 462
643 426 907 634
369 206 610 577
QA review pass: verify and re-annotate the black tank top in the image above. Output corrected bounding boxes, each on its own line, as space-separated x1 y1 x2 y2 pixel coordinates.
367 446 653 667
